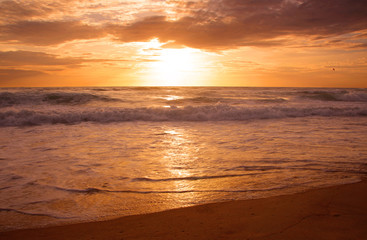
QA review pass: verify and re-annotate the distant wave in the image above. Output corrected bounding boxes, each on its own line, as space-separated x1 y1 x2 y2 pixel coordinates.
0 91 120 107
299 90 367 102
2 88 367 109
166 96 287 105
1 104 366 126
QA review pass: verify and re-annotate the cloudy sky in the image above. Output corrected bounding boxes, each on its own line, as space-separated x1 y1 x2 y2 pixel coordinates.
0 0 366 87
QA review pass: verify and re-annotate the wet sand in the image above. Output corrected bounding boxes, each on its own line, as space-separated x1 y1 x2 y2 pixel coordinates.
1 180 367 240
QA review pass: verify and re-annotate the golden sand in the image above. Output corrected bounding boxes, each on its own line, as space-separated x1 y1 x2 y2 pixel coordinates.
1 180 367 240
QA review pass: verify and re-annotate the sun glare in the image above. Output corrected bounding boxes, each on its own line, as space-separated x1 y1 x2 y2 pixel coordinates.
144 47 208 86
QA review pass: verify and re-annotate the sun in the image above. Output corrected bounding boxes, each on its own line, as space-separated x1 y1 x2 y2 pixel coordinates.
144 47 208 86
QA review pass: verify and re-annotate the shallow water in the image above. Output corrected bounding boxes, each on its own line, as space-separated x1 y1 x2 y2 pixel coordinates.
0 87 367 230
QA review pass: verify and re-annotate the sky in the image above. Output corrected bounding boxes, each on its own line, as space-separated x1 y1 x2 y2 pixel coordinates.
0 0 367 87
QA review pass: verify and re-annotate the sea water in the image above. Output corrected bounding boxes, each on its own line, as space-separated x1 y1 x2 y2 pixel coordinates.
0 87 367 230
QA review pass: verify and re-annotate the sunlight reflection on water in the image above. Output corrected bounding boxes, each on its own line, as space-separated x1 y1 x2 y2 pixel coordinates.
1 117 367 230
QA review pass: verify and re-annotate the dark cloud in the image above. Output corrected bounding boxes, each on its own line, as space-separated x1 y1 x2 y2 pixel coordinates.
273 0 367 35
108 16 248 49
109 0 367 49
0 21 106 45
350 43 367 49
1 0 366 49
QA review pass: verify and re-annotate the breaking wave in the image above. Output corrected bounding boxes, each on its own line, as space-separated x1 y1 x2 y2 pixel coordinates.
1 104 366 126
299 90 367 102
0 91 120 107
165 96 287 105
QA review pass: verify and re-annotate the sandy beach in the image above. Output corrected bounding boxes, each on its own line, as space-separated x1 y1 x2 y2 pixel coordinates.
1 180 366 240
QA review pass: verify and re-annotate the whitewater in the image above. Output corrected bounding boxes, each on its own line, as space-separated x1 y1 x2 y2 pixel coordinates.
1 87 367 125
0 87 367 230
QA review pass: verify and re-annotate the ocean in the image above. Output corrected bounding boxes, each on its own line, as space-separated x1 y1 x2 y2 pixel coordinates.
1 87 367 230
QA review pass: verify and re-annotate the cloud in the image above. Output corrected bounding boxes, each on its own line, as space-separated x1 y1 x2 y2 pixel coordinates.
0 50 121 69
0 20 106 45
0 0 53 22
1 0 366 49
109 0 367 49
350 43 367 49
108 16 247 49
0 69 46 81
0 50 124 83
0 50 86 66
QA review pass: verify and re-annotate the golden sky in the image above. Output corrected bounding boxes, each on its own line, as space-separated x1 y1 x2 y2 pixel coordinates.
0 0 367 87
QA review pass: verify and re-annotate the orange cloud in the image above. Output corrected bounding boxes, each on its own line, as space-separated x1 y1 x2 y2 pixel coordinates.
0 50 125 85
0 69 46 81
0 21 106 45
0 0 54 22
0 50 120 67
0 50 86 66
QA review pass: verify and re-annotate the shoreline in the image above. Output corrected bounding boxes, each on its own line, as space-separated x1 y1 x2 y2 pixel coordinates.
1 180 367 240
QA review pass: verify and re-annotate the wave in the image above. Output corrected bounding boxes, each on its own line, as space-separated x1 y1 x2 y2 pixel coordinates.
0 208 75 219
132 173 260 182
50 185 289 195
0 91 120 107
227 165 367 174
299 90 367 102
42 93 120 105
53 186 104 194
1 104 366 126
2 88 367 109
167 96 287 105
